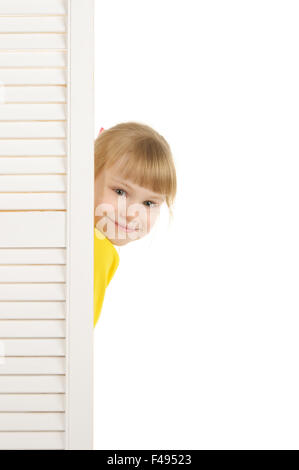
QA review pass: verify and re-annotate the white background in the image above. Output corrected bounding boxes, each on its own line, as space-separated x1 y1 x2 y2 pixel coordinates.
94 0 299 450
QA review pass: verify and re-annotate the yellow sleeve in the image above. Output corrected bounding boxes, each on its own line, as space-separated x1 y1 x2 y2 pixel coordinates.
93 234 119 328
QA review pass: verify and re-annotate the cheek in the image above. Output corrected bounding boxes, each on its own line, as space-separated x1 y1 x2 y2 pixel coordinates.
143 209 159 230
102 188 120 205
95 189 118 218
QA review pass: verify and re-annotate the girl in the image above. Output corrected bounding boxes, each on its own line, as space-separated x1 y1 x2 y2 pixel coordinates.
94 121 177 327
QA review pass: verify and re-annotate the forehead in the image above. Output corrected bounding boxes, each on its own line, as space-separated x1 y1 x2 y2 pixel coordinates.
105 164 165 200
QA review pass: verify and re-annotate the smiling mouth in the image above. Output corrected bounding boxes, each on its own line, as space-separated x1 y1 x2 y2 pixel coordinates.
113 219 139 233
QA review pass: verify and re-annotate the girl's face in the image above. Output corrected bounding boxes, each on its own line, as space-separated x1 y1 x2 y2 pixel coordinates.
94 163 165 246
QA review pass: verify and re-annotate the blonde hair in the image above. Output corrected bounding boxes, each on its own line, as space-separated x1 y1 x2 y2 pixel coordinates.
94 121 177 219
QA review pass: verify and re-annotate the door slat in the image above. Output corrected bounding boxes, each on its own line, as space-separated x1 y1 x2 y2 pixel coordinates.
0 394 65 412
0 69 66 85
0 0 67 15
0 86 66 103
0 265 65 282
0 175 66 191
0 17 66 33
0 248 66 264
0 375 65 393
1 339 65 356
0 139 66 156
0 320 65 337
0 284 65 301
0 193 66 210
0 157 67 174
0 412 65 431
0 104 66 121
0 34 66 50
0 212 66 247
0 431 65 450
0 302 65 320
0 122 66 138
0 357 65 374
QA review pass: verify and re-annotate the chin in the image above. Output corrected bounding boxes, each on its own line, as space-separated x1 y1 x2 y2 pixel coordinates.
110 233 144 246
107 237 131 246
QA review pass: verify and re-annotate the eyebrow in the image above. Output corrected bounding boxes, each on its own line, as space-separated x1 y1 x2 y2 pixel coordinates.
111 178 165 202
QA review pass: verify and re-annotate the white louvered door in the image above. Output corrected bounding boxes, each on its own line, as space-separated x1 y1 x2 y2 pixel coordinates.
0 0 94 450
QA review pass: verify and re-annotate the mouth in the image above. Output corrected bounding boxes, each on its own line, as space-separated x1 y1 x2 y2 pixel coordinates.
113 219 139 233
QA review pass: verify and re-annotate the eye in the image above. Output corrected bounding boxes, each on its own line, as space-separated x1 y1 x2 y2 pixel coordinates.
143 200 157 208
113 188 127 197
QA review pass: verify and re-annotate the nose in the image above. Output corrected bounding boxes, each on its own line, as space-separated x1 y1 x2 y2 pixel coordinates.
126 212 139 223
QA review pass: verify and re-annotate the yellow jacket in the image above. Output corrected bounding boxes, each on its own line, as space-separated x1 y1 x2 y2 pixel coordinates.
94 227 120 327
